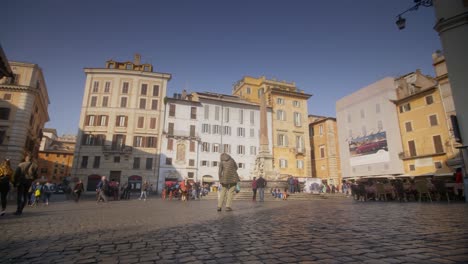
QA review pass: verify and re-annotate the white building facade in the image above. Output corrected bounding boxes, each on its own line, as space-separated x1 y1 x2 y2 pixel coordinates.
336 77 404 179
158 92 272 192
72 56 171 192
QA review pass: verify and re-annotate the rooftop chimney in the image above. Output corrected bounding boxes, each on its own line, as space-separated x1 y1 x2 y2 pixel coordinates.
134 54 141 65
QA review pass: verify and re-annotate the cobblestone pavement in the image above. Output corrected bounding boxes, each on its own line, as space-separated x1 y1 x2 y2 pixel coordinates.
0 196 467 264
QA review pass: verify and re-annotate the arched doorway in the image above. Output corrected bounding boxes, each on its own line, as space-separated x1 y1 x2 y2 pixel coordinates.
87 174 101 191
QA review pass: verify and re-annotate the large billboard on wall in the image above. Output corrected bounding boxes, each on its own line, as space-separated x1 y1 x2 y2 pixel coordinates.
348 131 389 166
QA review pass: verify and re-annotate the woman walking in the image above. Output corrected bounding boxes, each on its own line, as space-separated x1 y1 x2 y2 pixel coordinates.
217 153 240 212
0 159 13 216
73 180 84 202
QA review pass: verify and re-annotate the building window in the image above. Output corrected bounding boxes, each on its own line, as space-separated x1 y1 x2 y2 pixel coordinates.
320 145 325 158
399 103 411 113
191 107 197 119
215 106 220 121
250 128 255 138
237 145 245 155
152 85 159 96
246 87 251 94
297 160 304 169
224 108 230 122
104 81 111 93
81 156 88 168
201 160 209 167
279 159 288 168
165 158 172 165
93 156 100 169
277 110 286 121
426 95 434 105
212 125 221 134
169 104 176 117
202 124 210 134
187 172 194 178
133 157 140 169
377 120 383 131
237 127 245 137
116 116 127 127
167 138 174 151
409 164 415 171
145 158 153 170
429 114 438 126
189 159 195 166
250 111 255 125
296 135 304 153
212 144 220 153
3 94 11 100
190 141 195 152
92 81 99 93
238 163 245 169
376 103 381 114
223 144 231 154
141 84 148 95
433 135 444 153
137 117 144 129
293 100 300 107
405 121 413 132
294 112 301 127
122 82 129 94
277 134 288 147
139 98 146 109
85 115 96 126
102 96 109 107
134 136 144 147
146 137 157 148
408 140 417 157
211 161 218 167
149 118 156 129
277 98 285 105
204 105 209 120
250 146 257 155
319 125 323 135
151 99 158 110
90 96 98 107
223 126 231 136
120 97 128 108
434 161 442 169
202 142 210 152
239 109 244 124
112 134 126 150
190 125 196 137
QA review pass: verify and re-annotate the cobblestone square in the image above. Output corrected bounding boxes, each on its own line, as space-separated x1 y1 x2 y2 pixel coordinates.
1 197 467 263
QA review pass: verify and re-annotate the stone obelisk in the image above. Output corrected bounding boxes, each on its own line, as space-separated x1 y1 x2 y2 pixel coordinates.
254 90 275 180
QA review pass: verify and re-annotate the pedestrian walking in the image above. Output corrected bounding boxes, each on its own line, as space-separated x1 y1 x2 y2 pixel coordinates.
31 181 42 207
256 176 267 202
0 158 13 216
139 181 148 201
42 180 54 205
73 180 84 202
13 154 38 215
217 153 240 211
252 177 258 201
96 176 109 203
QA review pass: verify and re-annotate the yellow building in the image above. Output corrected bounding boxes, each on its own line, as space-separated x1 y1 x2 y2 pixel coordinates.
308 115 341 185
394 70 455 176
232 76 312 179
0 61 50 165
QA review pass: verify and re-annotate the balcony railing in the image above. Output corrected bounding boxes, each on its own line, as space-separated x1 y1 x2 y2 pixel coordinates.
102 145 133 154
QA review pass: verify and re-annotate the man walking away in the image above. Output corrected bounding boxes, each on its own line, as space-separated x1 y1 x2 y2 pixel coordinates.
217 153 240 211
13 154 38 215
43 180 54 205
139 181 148 201
73 180 84 202
252 177 258 201
256 176 267 202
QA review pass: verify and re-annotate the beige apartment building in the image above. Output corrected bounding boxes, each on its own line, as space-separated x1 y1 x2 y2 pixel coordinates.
232 76 312 179
0 61 50 166
308 115 341 185
72 55 171 192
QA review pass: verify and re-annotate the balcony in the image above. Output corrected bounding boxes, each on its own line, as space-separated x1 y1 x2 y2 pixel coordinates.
398 150 445 160
164 130 200 140
102 145 133 155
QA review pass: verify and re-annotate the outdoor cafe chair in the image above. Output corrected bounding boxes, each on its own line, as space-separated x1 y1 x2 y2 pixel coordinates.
415 180 432 202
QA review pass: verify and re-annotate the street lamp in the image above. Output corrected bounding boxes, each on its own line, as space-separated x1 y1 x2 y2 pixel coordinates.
395 0 433 30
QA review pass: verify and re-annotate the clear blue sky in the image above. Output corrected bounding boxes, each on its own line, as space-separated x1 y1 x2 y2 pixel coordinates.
2 0 441 135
